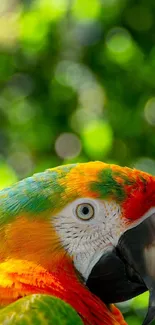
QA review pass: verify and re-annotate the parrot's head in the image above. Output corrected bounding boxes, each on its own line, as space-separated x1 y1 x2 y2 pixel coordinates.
1 161 155 324
51 161 155 325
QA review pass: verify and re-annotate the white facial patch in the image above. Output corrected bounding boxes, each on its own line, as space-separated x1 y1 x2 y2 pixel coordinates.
53 198 123 281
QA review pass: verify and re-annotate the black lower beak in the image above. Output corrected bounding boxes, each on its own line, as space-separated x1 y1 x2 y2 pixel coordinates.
86 213 155 325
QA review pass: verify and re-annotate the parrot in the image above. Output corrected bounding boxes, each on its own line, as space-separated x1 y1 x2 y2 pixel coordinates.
0 161 154 324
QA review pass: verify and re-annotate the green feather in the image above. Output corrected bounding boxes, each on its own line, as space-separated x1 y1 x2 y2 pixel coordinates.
0 294 83 325
0 164 76 225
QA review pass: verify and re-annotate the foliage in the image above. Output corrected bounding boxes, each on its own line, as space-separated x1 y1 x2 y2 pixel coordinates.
0 0 155 323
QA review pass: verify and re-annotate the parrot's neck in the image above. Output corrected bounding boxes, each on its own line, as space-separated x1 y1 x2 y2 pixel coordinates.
0 215 66 273
0 258 126 325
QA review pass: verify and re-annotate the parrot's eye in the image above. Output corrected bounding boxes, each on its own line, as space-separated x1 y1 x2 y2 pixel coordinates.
76 203 94 221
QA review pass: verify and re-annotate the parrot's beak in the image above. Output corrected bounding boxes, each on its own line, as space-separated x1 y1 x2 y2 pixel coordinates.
86 212 155 325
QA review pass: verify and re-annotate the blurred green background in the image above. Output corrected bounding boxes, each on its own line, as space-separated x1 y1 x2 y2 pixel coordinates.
0 0 155 324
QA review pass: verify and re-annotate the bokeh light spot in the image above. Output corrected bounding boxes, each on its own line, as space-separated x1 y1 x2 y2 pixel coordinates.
70 108 98 133
79 85 105 114
144 97 155 126
105 27 135 64
19 11 49 53
55 60 94 91
72 0 101 21
35 0 67 20
82 120 113 159
0 13 19 49
55 133 81 159
8 149 34 178
0 162 17 189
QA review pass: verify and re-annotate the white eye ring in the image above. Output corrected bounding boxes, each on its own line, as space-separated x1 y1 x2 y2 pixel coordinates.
76 203 94 221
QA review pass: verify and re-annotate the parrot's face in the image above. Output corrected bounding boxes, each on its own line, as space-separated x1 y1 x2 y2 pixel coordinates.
49 162 155 325
54 197 122 280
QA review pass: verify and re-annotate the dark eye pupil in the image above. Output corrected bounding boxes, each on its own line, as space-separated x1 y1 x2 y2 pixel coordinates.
82 206 89 215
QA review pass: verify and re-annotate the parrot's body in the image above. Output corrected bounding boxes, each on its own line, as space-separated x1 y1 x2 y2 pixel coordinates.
0 258 123 324
0 161 155 324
